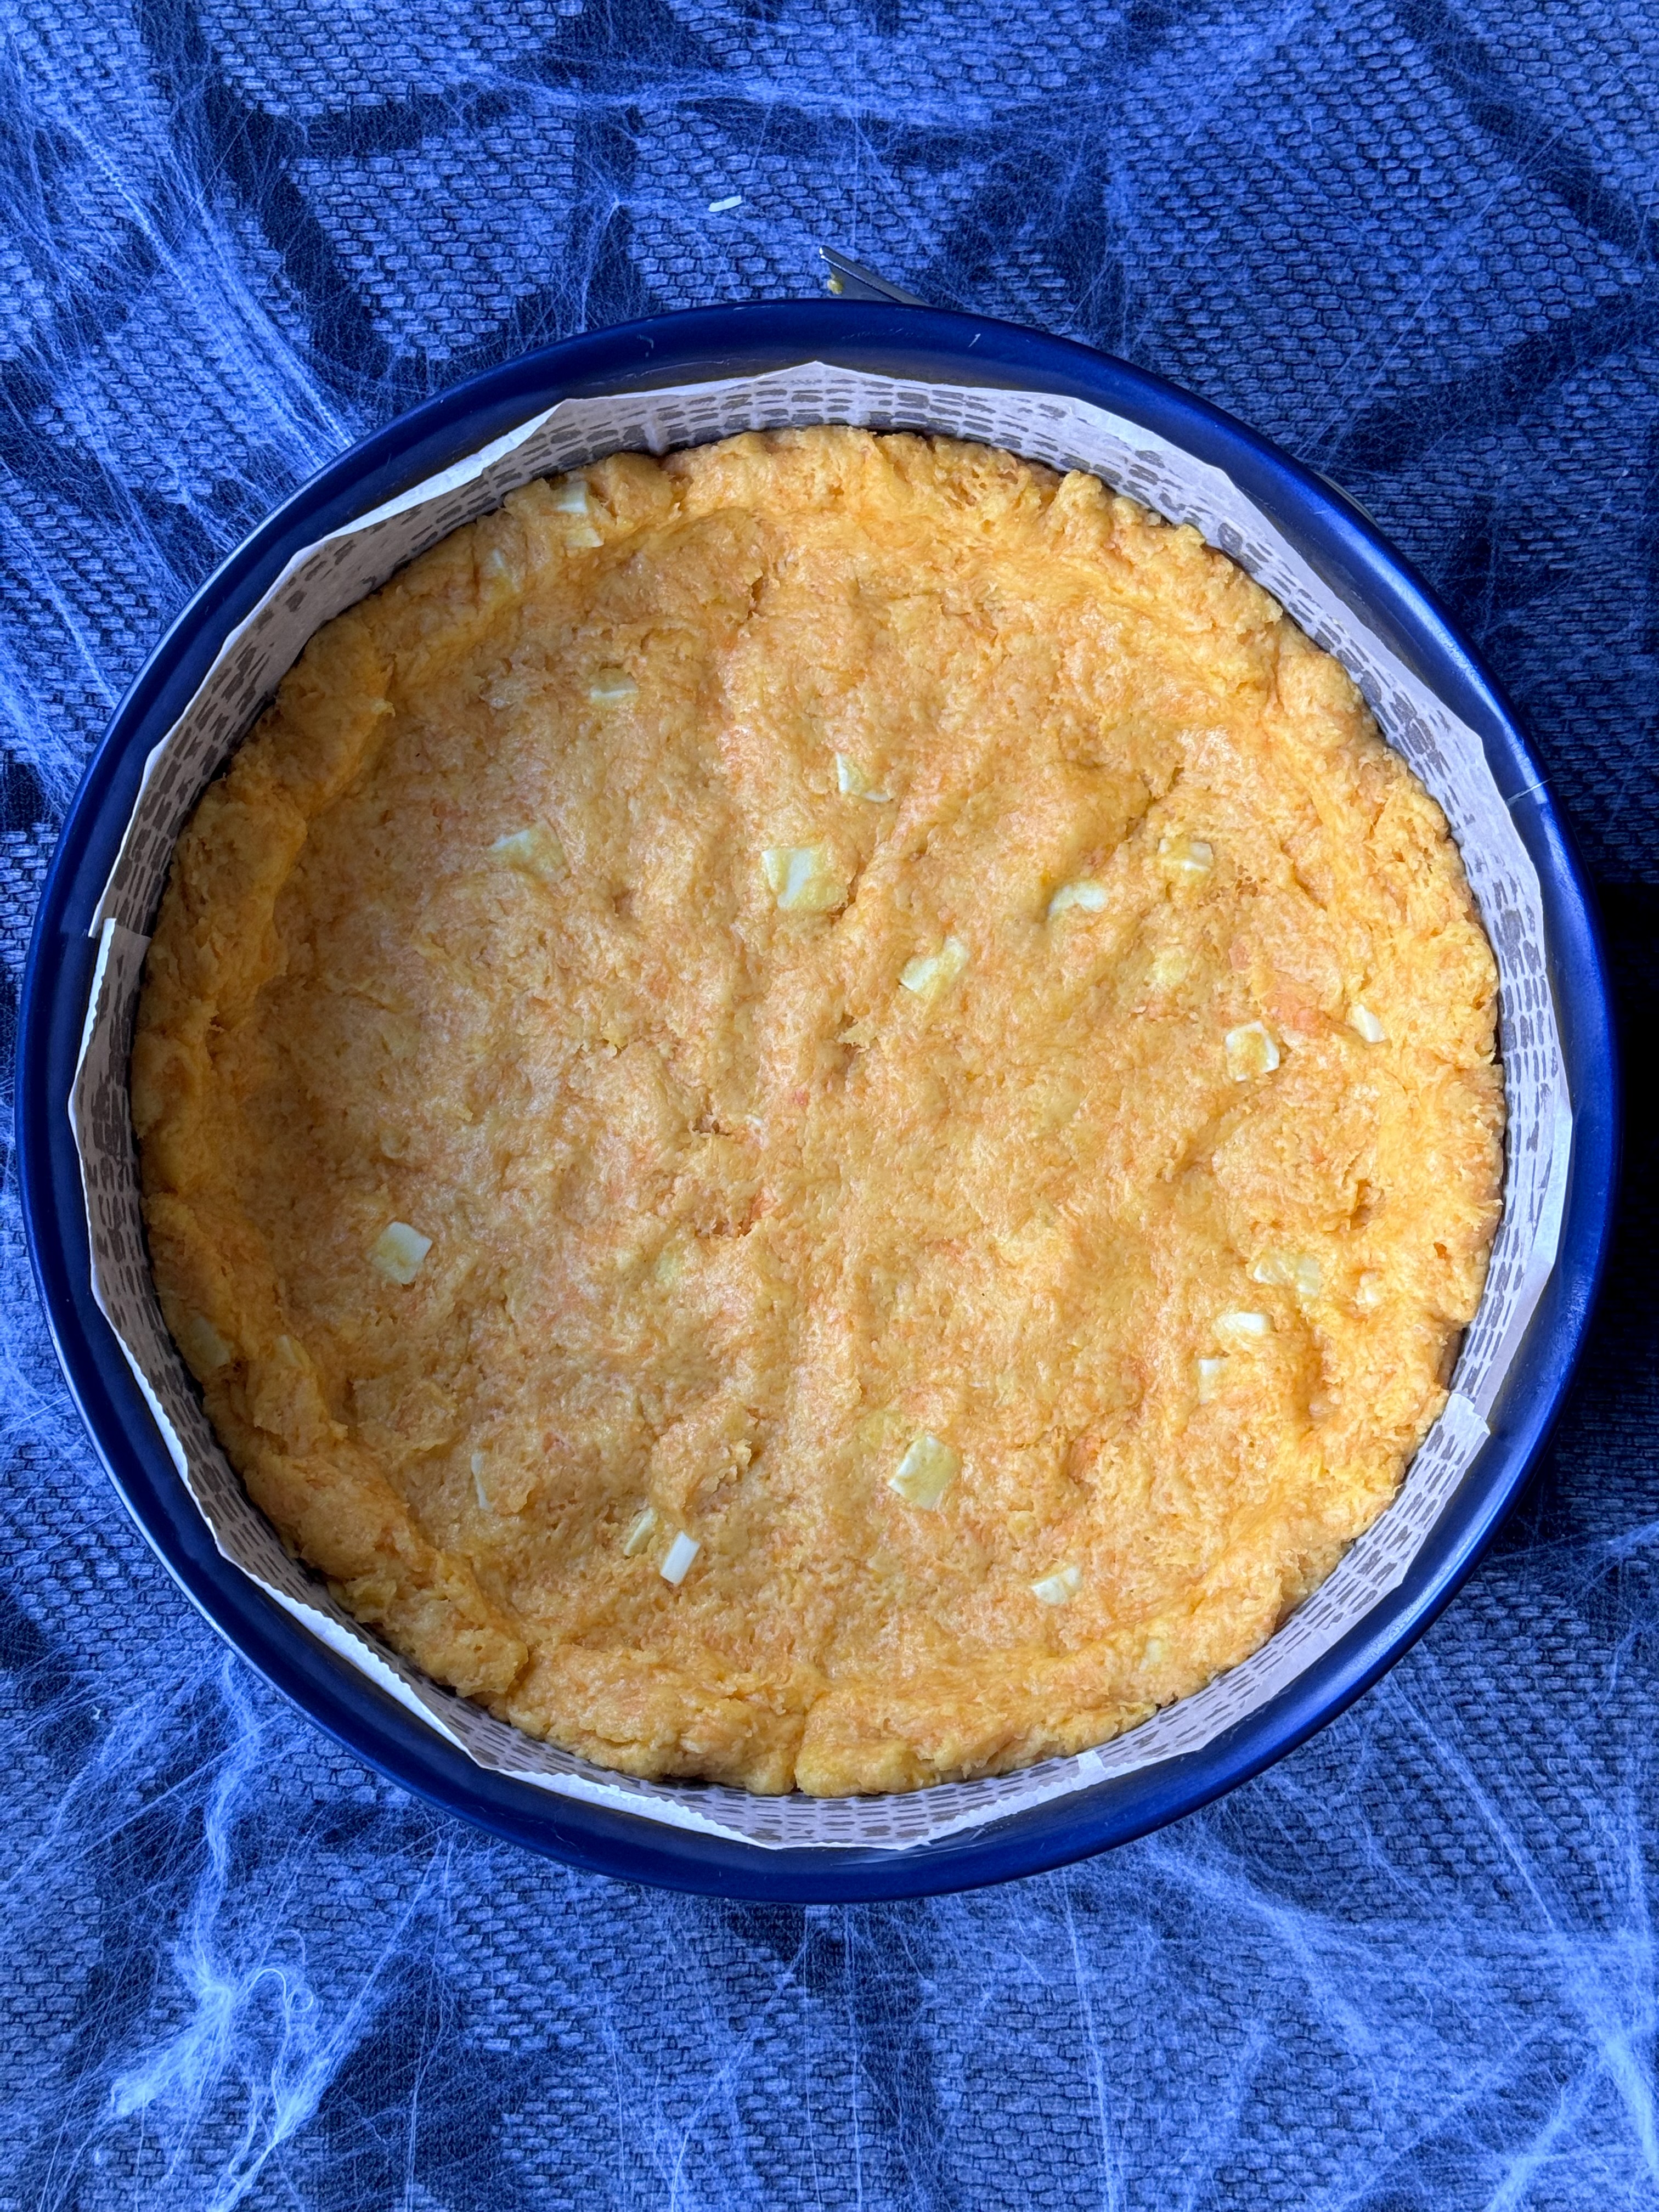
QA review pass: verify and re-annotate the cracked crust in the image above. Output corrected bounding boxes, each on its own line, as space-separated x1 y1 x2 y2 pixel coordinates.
133 427 1504 1795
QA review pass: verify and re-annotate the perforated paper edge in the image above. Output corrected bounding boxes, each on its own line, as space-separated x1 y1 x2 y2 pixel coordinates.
69 363 1570 1853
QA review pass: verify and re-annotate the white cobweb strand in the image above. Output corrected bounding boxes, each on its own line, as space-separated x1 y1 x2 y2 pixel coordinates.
70 364 1570 1853
5 1589 1658 2207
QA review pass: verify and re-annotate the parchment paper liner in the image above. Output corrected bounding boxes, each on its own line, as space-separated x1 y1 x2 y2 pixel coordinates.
71 364 1571 1852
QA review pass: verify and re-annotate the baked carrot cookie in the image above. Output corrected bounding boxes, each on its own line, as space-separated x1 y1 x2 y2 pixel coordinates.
132 428 1504 1794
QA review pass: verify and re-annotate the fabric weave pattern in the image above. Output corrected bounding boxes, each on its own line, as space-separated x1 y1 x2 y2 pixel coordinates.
2 4 1656 2205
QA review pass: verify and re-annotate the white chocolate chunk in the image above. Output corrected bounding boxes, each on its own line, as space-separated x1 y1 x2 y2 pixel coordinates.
1031 1564 1082 1606
1355 1270 1385 1311
490 824 565 882
1047 878 1108 921
1158 832 1214 883
1149 947 1189 989
1250 1251 1324 1297
624 1505 659 1556
1217 1310 1271 1341
1195 1355 1227 1403
1030 1077 1082 1131
178 1313 233 1375
549 475 601 541
761 843 845 914
1351 1005 1386 1043
890 1432 960 1509
471 1450 490 1512
660 1530 701 1585
836 754 890 801
371 1221 432 1285
588 668 637 706
900 936 968 998
1225 1020 1280 1080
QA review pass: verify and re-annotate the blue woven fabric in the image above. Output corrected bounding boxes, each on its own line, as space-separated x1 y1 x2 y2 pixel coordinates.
3 4 1656 2203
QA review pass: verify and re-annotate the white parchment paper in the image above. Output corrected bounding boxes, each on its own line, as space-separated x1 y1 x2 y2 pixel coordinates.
70 364 1572 1852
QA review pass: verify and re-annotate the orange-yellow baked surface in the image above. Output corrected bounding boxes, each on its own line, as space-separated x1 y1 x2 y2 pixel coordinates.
132 428 1503 1795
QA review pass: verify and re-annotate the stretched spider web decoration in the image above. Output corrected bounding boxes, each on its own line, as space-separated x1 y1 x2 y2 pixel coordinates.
2 1 1657 2204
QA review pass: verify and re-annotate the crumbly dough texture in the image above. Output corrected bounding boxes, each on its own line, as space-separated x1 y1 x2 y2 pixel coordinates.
133 428 1503 1796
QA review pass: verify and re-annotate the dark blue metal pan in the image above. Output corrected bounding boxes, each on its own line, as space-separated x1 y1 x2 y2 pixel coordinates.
16 302 1618 1900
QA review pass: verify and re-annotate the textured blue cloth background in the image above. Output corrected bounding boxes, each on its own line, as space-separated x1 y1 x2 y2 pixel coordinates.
3 3 1657 2204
